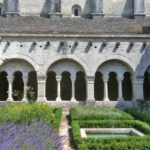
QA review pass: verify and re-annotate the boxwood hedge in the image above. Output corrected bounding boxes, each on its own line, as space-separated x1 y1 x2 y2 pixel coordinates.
72 120 150 150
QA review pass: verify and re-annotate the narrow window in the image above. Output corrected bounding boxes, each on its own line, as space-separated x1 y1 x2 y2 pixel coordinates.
74 9 79 16
72 5 82 17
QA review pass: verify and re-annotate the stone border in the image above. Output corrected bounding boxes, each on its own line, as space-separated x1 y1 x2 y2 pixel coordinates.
80 128 145 138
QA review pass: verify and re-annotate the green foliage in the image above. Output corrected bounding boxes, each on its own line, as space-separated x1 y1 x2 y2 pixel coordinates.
70 106 134 121
126 108 150 124
0 103 62 129
71 120 150 150
79 120 150 134
52 107 62 129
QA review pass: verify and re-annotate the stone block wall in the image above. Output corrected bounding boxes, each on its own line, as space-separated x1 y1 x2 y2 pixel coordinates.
0 0 150 18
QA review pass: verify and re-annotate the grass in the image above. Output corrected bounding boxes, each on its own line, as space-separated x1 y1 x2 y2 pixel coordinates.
70 106 134 121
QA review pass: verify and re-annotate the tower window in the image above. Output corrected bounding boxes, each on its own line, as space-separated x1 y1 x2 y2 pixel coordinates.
74 9 79 16
72 5 82 17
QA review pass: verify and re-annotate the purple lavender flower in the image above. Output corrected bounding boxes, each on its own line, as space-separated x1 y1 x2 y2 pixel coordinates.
0 121 64 150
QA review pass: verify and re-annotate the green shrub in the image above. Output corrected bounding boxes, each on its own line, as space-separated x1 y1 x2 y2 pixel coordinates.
126 108 150 124
0 103 62 129
71 120 150 150
70 106 134 121
52 107 62 129
79 120 150 134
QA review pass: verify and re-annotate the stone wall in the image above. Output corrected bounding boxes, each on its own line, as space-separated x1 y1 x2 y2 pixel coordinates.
0 0 149 18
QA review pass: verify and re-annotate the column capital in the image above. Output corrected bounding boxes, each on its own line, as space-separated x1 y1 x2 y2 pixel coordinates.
37 75 46 82
103 76 109 82
56 76 62 81
23 77 28 82
86 76 95 83
71 77 76 81
117 76 123 81
7 76 14 83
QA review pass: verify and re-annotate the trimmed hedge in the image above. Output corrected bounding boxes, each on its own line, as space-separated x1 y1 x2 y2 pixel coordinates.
0 103 62 129
72 120 150 150
52 107 62 129
70 107 134 121
126 108 150 124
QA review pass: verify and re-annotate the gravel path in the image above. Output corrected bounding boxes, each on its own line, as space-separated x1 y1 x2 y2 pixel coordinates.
59 108 75 150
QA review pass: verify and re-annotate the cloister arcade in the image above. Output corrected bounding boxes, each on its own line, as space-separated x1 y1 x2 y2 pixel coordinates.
0 58 149 103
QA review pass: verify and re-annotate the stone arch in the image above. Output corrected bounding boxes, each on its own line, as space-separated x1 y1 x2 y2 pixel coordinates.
0 58 36 76
94 54 135 76
96 59 134 101
96 59 134 77
44 55 90 76
4 54 39 72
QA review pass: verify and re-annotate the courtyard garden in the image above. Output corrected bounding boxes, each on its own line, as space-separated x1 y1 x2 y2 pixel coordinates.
0 103 63 150
70 106 150 150
1 103 150 150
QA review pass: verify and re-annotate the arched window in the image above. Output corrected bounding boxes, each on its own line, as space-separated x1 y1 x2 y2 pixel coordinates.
72 5 82 17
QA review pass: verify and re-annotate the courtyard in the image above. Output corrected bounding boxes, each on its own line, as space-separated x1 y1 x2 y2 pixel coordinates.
0 103 150 150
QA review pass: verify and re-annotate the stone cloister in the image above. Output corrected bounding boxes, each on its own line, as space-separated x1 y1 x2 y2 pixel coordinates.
0 46 149 107
0 0 150 107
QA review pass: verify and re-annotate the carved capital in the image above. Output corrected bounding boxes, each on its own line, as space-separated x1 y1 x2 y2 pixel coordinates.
86 76 95 84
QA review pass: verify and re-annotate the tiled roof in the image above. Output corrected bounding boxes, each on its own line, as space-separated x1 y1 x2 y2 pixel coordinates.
0 16 147 34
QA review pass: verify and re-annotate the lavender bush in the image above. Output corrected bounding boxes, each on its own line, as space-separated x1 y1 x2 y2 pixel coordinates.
0 121 64 150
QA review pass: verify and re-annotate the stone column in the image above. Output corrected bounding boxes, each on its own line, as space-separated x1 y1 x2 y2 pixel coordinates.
117 77 123 101
56 76 62 101
92 0 104 19
133 77 144 101
49 0 62 19
103 77 109 101
134 0 145 18
7 75 13 102
86 76 95 104
71 77 76 101
22 78 28 102
37 76 47 102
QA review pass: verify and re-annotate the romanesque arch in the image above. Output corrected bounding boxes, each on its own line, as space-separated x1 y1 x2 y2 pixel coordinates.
44 55 90 76
46 59 86 101
96 59 133 101
0 59 37 101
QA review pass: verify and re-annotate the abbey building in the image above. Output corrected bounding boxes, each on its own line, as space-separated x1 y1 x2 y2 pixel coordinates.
0 0 150 107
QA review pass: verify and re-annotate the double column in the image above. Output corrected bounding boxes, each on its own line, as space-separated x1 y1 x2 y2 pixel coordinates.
134 0 145 18
103 77 109 101
7 74 29 102
56 76 76 101
7 75 13 101
117 76 123 101
103 75 124 101
22 77 28 101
